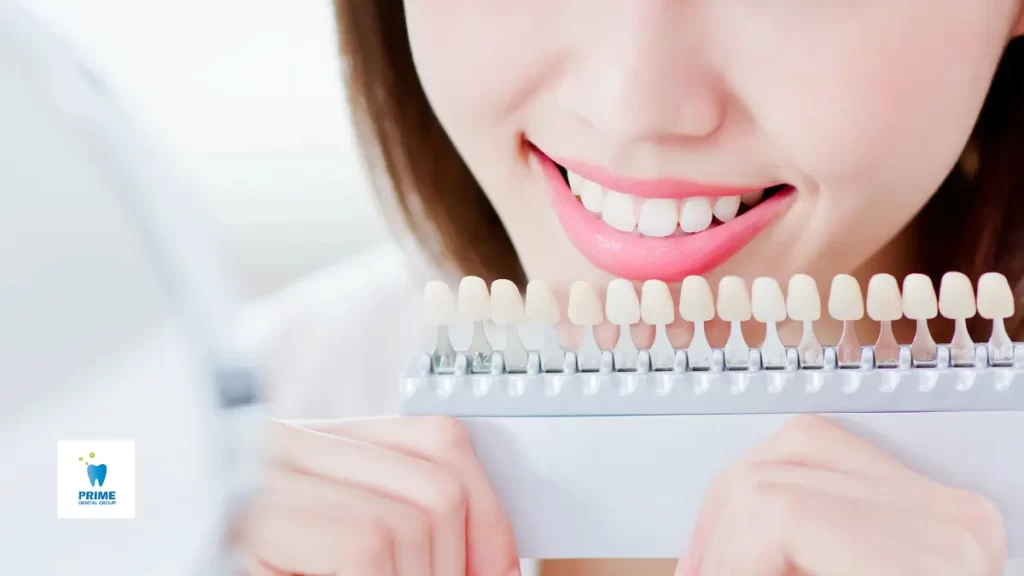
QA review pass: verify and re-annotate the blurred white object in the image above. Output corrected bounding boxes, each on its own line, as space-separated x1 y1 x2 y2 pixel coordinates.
31 0 386 297
0 5 261 574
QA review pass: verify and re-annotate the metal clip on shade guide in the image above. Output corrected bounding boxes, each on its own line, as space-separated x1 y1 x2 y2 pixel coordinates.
503 325 528 373
717 276 751 370
576 325 602 372
467 322 493 373
539 325 565 372
939 272 977 367
836 321 861 367
798 321 823 368
911 320 938 366
432 327 456 374
874 321 900 367
649 324 675 370
949 319 975 367
990 318 1014 366
687 322 713 370
723 322 749 370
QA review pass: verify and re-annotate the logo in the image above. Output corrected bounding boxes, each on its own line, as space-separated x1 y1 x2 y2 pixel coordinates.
58 440 135 519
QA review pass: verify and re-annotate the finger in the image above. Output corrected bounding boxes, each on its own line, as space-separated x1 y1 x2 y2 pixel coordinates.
235 553 287 576
245 500 397 576
265 466 431 576
702 482 985 576
268 418 467 576
317 416 520 576
749 414 913 479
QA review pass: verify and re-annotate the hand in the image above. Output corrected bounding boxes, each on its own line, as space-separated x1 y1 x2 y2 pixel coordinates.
679 415 1006 576
238 416 520 576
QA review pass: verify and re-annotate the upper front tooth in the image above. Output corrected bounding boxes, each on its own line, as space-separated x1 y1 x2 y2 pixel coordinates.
601 189 637 232
579 180 605 212
638 198 679 237
712 196 741 222
679 197 713 233
567 170 586 196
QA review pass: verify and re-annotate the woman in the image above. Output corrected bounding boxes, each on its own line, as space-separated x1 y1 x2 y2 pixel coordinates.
241 1 1024 574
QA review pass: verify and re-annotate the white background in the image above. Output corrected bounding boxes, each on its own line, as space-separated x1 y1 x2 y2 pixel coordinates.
30 0 388 298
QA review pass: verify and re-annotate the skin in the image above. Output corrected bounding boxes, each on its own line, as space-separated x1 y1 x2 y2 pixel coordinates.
240 2 1024 575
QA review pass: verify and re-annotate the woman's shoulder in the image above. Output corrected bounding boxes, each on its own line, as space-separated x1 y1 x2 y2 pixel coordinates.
242 241 426 418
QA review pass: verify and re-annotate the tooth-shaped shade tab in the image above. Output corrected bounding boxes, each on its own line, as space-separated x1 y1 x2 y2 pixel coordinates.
977 272 1014 320
458 276 491 321
717 276 752 322
605 279 641 325
524 280 560 324
423 281 456 326
902 273 937 319
568 281 604 326
939 272 976 319
679 276 715 322
751 277 786 323
640 280 675 325
828 274 864 321
490 279 525 326
786 274 821 321
866 274 902 321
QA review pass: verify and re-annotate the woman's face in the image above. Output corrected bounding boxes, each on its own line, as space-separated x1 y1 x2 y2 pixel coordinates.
405 1 1022 292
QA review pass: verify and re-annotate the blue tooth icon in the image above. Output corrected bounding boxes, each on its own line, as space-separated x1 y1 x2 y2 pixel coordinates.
87 464 107 487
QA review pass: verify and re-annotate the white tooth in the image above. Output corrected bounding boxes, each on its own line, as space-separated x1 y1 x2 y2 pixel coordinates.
977 272 1014 320
524 280 561 324
601 189 636 232
490 279 525 326
679 197 713 233
717 276 752 322
866 274 902 321
712 196 741 222
786 274 821 321
741 190 764 206
938 272 976 319
828 274 864 321
423 281 456 326
579 180 605 212
901 273 938 320
458 276 491 321
567 170 585 196
679 276 716 322
637 198 679 237
640 280 675 325
751 277 786 323
605 279 641 325
568 281 604 326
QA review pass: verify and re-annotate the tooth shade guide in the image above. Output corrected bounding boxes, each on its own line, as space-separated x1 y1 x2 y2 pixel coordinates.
425 273 1019 375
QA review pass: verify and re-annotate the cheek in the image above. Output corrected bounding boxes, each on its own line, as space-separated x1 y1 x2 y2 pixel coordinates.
727 2 1011 193
404 0 560 134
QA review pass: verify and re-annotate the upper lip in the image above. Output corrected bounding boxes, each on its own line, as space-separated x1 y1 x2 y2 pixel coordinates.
552 156 782 200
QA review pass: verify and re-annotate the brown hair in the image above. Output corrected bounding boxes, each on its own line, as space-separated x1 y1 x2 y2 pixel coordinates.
334 1 1024 340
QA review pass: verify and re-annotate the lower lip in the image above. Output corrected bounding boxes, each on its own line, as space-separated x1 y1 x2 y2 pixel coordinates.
534 150 795 282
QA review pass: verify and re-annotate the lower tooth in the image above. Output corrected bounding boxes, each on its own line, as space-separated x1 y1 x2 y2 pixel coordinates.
741 190 764 206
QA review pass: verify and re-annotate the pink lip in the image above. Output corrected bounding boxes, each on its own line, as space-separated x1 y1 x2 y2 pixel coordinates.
535 149 795 282
553 156 773 199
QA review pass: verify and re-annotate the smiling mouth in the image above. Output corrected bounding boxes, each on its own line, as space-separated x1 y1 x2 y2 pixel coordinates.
532 146 796 281
556 162 788 237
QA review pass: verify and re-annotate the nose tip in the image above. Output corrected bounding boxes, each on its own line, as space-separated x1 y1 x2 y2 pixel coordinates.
570 52 727 146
